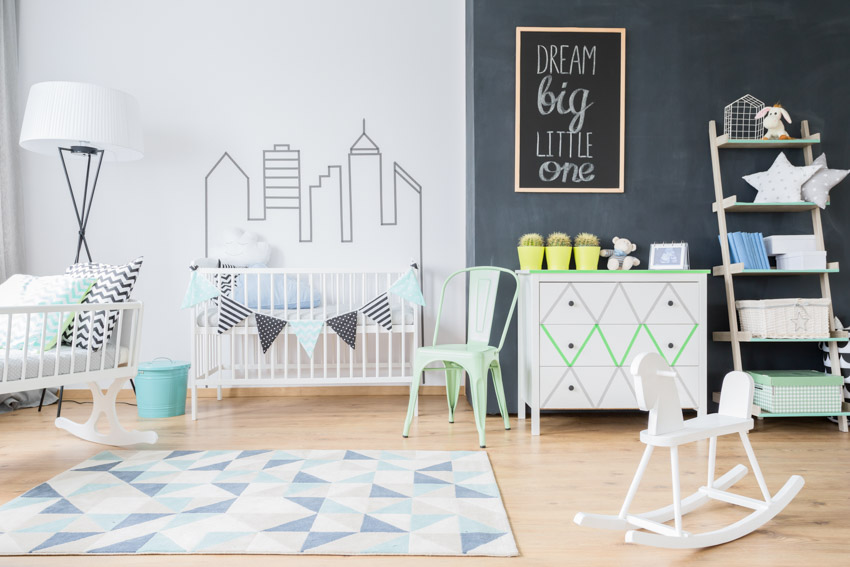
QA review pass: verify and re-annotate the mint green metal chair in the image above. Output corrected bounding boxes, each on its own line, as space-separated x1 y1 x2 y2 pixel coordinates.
403 267 519 448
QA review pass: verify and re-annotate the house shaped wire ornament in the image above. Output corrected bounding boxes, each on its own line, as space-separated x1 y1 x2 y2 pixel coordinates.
724 94 765 140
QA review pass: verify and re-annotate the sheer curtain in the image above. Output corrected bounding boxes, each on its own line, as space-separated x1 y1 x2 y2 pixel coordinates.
0 0 23 282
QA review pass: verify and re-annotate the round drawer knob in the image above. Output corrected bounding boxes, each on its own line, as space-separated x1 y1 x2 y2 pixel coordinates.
568 300 575 307
668 342 675 349
667 300 674 307
568 343 575 349
568 385 575 391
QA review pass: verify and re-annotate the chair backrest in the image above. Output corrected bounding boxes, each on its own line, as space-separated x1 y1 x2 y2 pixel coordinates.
432 267 519 350
718 371 754 419
630 352 684 435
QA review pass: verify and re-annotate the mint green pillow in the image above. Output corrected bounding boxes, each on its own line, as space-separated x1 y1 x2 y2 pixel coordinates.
0 275 95 351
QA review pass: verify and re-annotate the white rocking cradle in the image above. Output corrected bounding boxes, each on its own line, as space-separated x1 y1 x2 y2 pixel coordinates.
574 352 805 549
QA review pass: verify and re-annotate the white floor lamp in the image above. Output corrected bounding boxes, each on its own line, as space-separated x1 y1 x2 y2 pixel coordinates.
19 81 144 262
19 81 144 416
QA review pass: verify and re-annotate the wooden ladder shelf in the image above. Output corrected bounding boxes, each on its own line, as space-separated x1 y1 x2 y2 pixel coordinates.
708 119 849 432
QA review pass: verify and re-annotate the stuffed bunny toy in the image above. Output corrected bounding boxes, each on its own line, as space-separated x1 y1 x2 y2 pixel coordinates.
755 104 792 140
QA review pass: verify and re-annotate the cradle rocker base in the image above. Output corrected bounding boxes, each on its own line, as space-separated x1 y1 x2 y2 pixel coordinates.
54 377 158 446
575 465 805 549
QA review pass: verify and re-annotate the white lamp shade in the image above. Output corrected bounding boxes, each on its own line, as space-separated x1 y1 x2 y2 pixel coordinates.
19 81 144 161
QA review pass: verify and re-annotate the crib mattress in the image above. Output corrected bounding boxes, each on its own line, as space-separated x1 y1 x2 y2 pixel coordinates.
195 304 416 328
0 345 128 383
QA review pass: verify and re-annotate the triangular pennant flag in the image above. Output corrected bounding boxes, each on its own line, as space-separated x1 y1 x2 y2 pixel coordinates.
360 293 393 331
388 268 425 306
327 311 358 350
217 295 254 334
181 271 220 309
288 320 324 358
254 313 287 353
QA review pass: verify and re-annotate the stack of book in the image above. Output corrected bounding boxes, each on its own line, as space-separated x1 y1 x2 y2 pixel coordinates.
720 232 771 269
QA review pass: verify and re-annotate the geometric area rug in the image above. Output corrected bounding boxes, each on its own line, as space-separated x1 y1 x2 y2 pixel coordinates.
0 450 517 556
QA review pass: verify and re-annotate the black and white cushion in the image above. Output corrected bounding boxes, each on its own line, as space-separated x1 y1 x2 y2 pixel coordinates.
62 256 143 350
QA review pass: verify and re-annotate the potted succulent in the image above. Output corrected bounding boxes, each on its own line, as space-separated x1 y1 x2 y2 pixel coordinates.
573 232 601 270
545 232 572 270
517 233 545 270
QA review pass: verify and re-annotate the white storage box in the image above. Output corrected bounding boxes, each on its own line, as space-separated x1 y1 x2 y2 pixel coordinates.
776 250 827 270
763 235 816 255
736 298 831 338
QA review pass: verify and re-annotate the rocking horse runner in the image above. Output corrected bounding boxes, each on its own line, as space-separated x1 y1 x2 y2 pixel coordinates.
574 352 805 549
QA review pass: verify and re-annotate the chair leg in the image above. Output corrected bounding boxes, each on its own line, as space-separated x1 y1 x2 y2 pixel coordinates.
467 363 489 448
403 361 426 438
707 436 717 488
490 362 510 430
670 446 683 536
739 432 772 502
444 364 462 423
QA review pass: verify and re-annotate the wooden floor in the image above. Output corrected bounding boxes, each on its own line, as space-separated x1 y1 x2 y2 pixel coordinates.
0 394 847 565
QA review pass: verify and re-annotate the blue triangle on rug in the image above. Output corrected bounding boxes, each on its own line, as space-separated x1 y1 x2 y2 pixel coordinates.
266 514 317 532
300 531 355 552
370 485 407 498
89 533 156 554
344 451 375 460
292 471 328 484
414 472 450 485
461 532 507 554
184 498 236 514
361 515 406 533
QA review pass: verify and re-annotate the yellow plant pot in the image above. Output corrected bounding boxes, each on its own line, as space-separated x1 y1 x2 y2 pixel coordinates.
517 246 544 270
545 246 572 270
574 246 601 270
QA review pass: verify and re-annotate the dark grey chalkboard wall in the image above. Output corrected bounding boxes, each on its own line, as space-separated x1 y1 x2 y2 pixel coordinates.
466 0 850 413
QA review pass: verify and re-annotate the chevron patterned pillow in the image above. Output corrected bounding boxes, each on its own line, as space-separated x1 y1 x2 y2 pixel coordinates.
62 257 143 350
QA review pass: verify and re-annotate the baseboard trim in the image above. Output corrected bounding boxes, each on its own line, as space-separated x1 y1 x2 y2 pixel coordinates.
61 385 459 401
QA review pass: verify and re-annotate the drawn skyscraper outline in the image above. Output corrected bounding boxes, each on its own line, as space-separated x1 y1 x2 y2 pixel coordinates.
204 152 251 256
263 144 301 212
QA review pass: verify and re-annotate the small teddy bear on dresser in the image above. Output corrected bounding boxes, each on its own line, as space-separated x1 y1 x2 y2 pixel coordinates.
600 236 640 270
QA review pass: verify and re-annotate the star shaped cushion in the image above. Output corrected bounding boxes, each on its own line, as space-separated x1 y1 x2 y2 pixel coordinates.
743 152 822 203
801 154 849 208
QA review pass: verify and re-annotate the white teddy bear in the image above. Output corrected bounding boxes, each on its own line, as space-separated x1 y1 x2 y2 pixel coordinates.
600 237 640 270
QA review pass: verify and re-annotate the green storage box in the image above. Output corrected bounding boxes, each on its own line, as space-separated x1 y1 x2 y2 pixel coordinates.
135 359 191 418
748 370 842 413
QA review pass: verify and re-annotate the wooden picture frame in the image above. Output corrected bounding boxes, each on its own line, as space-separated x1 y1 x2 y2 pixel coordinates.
515 27 626 193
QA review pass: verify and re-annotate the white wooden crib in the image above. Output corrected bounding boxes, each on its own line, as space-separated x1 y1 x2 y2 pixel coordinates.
190 268 421 419
0 301 156 446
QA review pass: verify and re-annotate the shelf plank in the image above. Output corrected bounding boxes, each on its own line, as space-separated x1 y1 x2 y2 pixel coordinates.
713 330 849 343
715 133 821 148
712 196 821 213
712 262 839 276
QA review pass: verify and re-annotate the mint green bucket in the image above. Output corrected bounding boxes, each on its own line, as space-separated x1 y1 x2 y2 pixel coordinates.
135 358 190 418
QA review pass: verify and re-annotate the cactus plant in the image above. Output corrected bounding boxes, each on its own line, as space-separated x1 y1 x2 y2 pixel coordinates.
574 232 600 247
546 232 571 247
518 233 544 247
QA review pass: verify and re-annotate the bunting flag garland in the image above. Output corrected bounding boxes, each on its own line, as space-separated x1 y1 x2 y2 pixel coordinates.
360 292 393 331
181 271 221 309
388 268 425 306
218 262 237 295
185 264 423 356
255 312 287 354
217 295 254 334
327 311 358 350
288 320 324 359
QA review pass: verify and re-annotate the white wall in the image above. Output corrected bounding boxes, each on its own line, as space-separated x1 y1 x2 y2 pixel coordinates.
16 0 466 371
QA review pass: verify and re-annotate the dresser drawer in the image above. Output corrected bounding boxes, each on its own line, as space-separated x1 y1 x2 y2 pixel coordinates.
594 366 699 409
540 324 612 367
540 367 594 409
623 324 700 367
622 282 699 324
540 282 613 325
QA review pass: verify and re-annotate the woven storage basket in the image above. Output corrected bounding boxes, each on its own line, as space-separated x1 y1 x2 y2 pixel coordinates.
736 298 830 338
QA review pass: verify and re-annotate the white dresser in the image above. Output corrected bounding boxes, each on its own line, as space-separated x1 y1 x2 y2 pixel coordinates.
517 270 708 435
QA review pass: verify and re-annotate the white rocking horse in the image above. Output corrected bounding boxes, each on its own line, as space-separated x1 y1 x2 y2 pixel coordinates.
574 352 805 549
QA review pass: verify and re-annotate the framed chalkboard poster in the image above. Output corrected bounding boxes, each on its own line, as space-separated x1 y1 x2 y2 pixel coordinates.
515 27 626 193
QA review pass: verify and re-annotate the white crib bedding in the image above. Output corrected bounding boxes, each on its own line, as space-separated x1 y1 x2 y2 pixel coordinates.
195 303 415 328
0 345 128 383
